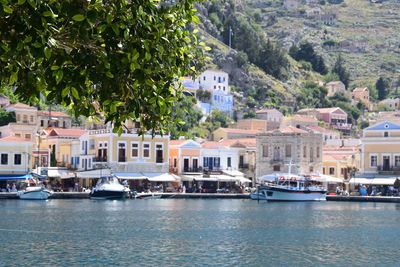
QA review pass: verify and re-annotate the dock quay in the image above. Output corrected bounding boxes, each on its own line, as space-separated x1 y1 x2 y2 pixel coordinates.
327 195 400 203
136 193 250 199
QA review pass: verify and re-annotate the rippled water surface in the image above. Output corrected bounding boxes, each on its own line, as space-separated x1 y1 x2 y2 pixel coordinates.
1 199 400 266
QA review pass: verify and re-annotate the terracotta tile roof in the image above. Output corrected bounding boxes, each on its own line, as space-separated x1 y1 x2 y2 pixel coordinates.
222 138 257 147
5 102 36 110
323 145 360 153
279 126 309 134
326 81 344 86
286 115 318 123
306 126 338 134
48 128 87 137
0 136 34 142
37 110 71 118
353 87 368 93
323 154 348 162
297 108 315 113
315 107 342 113
217 128 262 135
201 141 222 149
169 139 189 146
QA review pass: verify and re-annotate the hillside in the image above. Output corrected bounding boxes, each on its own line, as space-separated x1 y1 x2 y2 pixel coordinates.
239 0 400 85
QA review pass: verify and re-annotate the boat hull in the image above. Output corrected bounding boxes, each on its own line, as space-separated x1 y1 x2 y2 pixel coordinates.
90 190 127 200
19 189 52 200
254 186 326 201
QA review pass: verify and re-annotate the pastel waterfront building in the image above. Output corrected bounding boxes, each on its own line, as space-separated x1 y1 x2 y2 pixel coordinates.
79 123 169 174
322 145 360 179
256 127 323 176
212 127 262 141
361 121 400 175
37 110 72 129
0 136 33 181
169 139 202 175
306 126 340 144
0 102 37 141
352 87 370 107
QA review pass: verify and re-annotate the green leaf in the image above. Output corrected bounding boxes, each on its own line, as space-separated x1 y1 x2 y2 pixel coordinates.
44 47 51 59
106 72 114 78
27 0 35 8
17 0 26 5
9 72 18 85
43 11 53 17
71 87 79 99
61 87 70 98
3 5 12 14
55 70 63 84
50 66 59 70
72 14 85 22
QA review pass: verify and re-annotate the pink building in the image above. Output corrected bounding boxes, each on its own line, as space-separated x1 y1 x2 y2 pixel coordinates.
297 107 351 134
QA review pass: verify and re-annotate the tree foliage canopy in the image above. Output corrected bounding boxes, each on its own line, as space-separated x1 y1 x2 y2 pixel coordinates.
332 54 350 88
289 42 328 75
0 0 206 134
376 76 391 101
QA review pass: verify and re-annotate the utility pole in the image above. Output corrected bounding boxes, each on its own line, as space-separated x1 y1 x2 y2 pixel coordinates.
228 27 233 48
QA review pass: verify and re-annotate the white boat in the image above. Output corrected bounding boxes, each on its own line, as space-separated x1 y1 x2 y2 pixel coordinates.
252 173 326 201
18 186 53 200
90 176 129 200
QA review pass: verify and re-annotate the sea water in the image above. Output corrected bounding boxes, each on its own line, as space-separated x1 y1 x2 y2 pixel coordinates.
0 199 399 266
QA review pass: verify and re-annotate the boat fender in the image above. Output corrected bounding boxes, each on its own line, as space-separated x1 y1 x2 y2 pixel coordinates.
279 176 285 180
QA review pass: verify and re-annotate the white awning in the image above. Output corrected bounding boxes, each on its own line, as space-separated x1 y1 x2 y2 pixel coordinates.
48 169 76 179
312 175 343 183
76 169 111 178
194 177 218 182
240 177 252 183
180 175 203 182
223 170 245 177
143 173 177 182
211 175 241 182
349 178 396 185
115 172 148 180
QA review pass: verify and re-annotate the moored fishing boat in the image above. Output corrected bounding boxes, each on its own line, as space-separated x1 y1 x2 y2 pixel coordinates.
18 186 52 200
251 173 326 201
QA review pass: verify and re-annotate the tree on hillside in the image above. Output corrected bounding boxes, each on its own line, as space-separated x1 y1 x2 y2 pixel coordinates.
296 82 331 109
205 109 232 131
289 42 328 75
0 109 16 126
168 96 203 140
329 91 350 103
332 54 350 88
0 0 205 135
376 77 391 100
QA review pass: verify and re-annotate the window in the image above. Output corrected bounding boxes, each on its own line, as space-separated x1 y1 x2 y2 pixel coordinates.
30 115 34 122
174 158 177 168
15 134 21 138
156 144 163 163
203 157 208 167
213 76 216 80
310 147 314 162
63 121 66 128
273 146 280 161
203 76 206 81
395 156 400 167
223 77 226 82
23 114 28 123
285 145 291 158
340 168 345 175
303 146 307 158
16 114 20 122
214 85 216 89
370 155 377 167
25 134 31 140
309 167 314 173
40 120 44 127
14 154 22 165
223 86 226 91
143 143 150 158
89 139 95 150
384 132 389 137
131 143 139 158
316 147 320 158
273 165 280 171
323 168 326 175
329 167 335 175
227 157 231 168
262 144 268 157
1 153 8 165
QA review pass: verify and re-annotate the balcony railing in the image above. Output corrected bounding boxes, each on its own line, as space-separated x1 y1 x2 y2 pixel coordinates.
93 157 107 162
331 123 352 130
377 165 400 173
183 167 202 173
239 163 249 169
270 158 283 163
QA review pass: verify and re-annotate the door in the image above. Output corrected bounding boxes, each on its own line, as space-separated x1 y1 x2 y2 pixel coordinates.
383 156 390 171
193 158 198 171
183 158 189 172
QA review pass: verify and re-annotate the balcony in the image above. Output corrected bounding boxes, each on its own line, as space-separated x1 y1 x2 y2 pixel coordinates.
270 158 283 163
182 167 203 173
377 165 400 174
239 163 249 169
93 157 107 162
330 123 352 130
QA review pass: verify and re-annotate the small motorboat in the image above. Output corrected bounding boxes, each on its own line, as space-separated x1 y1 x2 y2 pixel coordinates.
18 186 53 200
90 176 129 200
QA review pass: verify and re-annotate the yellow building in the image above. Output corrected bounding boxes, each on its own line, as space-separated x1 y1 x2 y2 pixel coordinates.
361 121 400 174
322 145 360 179
0 136 34 187
0 102 37 141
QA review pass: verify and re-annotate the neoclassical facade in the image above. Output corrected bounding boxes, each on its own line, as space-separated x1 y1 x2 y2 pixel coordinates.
256 127 323 177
